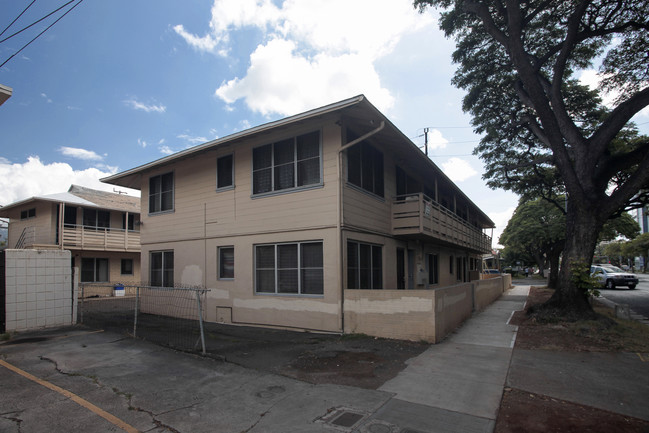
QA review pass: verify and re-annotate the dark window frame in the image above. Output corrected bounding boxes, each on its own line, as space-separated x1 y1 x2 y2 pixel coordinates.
150 250 174 287
121 258 134 275
347 240 383 289
81 257 109 282
346 140 384 198
427 254 439 285
254 241 324 296
218 246 235 280
20 208 36 220
216 154 234 190
252 130 322 196
149 172 174 214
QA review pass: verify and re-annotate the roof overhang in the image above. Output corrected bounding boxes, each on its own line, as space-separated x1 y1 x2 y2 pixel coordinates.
102 94 495 228
0 84 12 106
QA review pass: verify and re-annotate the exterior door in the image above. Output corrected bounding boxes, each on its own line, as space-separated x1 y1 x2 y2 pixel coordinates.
396 248 405 290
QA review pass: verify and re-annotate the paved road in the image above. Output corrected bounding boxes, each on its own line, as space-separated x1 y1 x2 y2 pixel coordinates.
599 274 649 319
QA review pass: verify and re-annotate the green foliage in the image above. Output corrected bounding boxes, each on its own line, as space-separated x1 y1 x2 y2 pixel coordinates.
415 0 649 311
570 261 600 298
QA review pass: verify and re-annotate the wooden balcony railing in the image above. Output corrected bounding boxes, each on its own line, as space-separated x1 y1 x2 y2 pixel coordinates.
392 193 492 253
61 225 140 251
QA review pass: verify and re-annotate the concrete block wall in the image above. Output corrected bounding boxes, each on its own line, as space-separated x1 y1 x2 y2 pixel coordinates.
4 249 76 332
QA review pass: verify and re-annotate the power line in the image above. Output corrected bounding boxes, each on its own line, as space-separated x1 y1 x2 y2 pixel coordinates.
0 0 85 69
0 0 37 39
0 0 77 45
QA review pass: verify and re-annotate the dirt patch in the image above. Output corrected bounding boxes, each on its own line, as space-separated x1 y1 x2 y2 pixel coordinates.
496 286 649 433
497 388 649 433
196 324 429 390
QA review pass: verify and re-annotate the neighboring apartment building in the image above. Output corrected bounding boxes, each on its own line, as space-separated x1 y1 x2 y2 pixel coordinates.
0 185 141 285
103 95 494 334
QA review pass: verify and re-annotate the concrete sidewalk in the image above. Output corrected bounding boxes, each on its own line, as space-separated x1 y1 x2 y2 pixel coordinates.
0 286 531 433
376 285 530 432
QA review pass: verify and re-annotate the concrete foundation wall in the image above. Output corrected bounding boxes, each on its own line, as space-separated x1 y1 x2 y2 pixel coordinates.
344 276 510 343
4 249 76 332
344 289 437 342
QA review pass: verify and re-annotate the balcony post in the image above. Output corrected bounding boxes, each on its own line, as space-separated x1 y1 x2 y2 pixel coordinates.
125 212 129 250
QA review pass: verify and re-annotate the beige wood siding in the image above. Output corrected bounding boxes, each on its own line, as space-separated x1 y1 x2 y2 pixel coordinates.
140 121 342 245
6 202 57 248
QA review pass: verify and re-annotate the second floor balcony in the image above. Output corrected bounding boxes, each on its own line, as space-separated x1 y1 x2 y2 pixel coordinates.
392 193 492 254
15 225 140 252
61 224 140 251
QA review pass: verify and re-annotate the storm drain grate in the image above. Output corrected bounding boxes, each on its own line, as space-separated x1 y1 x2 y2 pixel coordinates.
332 411 364 427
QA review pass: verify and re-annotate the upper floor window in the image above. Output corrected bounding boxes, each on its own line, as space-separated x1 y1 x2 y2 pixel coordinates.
217 154 234 190
252 131 321 195
122 213 135 231
149 172 174 214
83 208 110 229
20 208 36 220
347 135 384 198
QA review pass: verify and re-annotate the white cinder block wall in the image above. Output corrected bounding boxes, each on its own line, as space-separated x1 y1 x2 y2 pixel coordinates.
4 249 76 332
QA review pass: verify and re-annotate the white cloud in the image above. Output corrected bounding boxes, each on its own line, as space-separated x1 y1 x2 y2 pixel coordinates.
176 0 433 116
441 157 478 182
59 146 104 161
159 145 174 155
216 38 394 115
177 133 208 144
40 93 52 103
124 98 166 113
138 138 148 148
0 156 139 206
489 206 517 248
579 69 649 117
425 129 449 150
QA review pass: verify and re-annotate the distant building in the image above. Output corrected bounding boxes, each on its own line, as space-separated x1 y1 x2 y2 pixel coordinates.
633 205 649 234
0 185 141 285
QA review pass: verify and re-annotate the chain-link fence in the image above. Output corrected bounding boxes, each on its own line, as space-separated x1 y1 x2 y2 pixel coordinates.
78 283 209 354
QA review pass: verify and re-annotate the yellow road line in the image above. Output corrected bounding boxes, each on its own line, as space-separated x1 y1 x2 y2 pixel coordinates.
0 359 140 433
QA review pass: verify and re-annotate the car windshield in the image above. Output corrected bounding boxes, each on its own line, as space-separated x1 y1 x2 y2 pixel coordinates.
601 265 624 272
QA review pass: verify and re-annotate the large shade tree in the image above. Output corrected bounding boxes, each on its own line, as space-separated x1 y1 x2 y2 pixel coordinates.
415 0 649 315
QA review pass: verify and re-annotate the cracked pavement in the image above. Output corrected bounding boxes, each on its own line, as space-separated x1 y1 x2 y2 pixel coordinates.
0 328 393 432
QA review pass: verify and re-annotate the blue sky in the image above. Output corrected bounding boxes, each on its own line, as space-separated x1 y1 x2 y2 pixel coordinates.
1 0 647 245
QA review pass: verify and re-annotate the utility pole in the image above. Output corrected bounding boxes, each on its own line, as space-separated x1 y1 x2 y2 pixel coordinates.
424 128 429 156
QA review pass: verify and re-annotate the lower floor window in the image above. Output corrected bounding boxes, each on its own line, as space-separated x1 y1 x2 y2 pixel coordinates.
218 246 234 279
81 258 109 282
255 241 323 295
121 258 134 275
427 254 439 285
347 240 382 289
150 250 174 287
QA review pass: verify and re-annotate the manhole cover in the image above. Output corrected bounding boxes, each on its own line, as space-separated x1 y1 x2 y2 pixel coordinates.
332 411 364 427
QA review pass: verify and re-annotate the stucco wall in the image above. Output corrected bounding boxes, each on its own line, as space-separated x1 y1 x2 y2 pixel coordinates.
343 289 437 341
344 276 510 343
3 249 76 332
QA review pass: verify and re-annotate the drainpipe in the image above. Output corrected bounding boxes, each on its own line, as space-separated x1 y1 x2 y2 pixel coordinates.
337 120 385 333
338 121 385 154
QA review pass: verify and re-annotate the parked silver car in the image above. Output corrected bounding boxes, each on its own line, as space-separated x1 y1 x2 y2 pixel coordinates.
590 264 638 290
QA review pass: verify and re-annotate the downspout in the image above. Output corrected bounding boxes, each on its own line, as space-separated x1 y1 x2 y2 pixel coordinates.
337 120 385 334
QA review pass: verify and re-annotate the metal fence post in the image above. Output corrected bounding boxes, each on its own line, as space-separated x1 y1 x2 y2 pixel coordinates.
195 290 206 355
133 286 140 338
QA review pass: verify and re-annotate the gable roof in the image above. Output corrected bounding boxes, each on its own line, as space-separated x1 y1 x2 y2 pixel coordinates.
102 95 494 228
0 185 140 217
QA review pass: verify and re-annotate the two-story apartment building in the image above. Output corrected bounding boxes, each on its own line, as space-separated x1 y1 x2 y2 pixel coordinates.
0 185 141 285
103 95 494 337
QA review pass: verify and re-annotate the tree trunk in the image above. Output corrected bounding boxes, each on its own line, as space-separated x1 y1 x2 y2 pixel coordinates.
547 248 561 290
545 202 604 315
